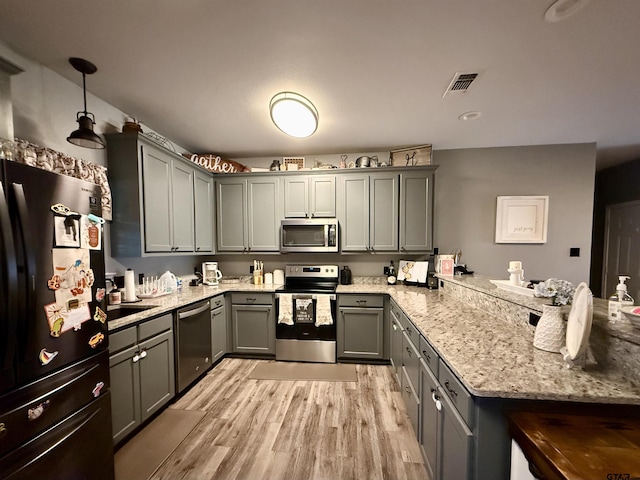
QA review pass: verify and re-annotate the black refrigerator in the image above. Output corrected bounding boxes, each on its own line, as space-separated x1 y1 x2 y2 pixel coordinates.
0 160 114 480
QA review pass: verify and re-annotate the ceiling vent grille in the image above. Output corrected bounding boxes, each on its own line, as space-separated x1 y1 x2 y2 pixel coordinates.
443 72 478 97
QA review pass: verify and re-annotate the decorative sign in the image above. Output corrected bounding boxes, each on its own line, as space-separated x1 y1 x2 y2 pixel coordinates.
495 195 549 243
390 144 432 167
183 153 250 174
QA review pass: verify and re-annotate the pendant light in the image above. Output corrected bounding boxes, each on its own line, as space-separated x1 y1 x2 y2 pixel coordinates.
270 92 318 138
66 57 105 149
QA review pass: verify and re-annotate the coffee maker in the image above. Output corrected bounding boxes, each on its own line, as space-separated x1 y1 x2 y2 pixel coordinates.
202 262 222 286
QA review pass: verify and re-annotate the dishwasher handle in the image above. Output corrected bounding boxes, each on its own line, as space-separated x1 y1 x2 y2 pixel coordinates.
178 301 210 319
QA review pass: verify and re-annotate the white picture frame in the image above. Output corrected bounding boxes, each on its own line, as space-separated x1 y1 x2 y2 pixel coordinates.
495 195 549 243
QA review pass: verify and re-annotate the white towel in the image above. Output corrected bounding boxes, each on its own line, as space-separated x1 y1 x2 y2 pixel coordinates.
278 294 294 325
315 295 333 326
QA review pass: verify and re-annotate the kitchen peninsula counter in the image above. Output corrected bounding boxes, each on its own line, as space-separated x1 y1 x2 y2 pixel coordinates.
108 280 640 405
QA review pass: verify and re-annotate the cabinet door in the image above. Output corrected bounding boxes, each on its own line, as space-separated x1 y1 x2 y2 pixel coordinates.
339 175 369 251
109 343 140 445
420 359 440 480
400 171 434 252
338 307 384 359
283 176 309 218
138 329 175 422
247 177 280 251
216 178 247 251
171 160 195 253
370 173 399 251
141 143 172 252
231 304 275 354
439 385 473 480
401 366 420 439
310 176 336 217
389 308 403 381
211 305 227 362
194 169 215 253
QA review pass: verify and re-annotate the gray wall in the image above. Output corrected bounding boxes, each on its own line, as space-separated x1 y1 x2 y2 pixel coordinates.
433 144 596 286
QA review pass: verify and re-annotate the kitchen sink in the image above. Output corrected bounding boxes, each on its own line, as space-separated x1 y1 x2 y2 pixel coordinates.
107 305 158 321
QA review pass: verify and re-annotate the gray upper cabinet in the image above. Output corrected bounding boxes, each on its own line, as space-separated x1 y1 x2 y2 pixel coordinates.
400 170 435 252
216 176 280 252
194 170 215 253
338 172 399 252
106 133 213 256
284 175 336 218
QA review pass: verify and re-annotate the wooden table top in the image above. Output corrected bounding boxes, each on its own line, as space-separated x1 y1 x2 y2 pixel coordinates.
507 410 640 480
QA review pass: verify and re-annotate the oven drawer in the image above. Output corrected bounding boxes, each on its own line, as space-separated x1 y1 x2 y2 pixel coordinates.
338 295 384 308
231 293 273 305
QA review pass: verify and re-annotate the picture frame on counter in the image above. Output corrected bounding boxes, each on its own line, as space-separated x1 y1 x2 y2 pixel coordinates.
495 195 549 244
390 144 432 167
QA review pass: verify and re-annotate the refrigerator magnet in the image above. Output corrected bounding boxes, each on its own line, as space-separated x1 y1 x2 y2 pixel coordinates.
88 332 104 349
93 306 107 324
80 215 102 250
53 215 81 248
95 287 106 302
38 348 59 365
92 381 105 398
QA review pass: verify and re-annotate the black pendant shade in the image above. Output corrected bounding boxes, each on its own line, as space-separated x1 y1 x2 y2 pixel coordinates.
66 57 105 149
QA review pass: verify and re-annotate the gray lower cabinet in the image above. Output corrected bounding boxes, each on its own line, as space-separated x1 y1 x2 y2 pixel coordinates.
338 172 399 252
231 293 275 354
211 295 227 362
216 176 281 252
337 295 387 360
389 303 404 382
109 314 175 445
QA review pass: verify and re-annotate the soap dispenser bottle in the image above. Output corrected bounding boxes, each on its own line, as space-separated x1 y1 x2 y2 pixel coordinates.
608 275 634 322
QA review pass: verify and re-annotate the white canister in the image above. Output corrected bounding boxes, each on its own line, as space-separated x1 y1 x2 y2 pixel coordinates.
273 269 285 285
264 272 273 284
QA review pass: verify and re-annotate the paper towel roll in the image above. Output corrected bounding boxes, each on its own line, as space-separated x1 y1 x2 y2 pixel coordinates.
124 269 136 302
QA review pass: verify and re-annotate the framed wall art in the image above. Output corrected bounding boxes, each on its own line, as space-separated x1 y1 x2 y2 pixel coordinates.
495 195 549 244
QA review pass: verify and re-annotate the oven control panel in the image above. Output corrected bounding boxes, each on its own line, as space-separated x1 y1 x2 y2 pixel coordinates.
285 264 338 279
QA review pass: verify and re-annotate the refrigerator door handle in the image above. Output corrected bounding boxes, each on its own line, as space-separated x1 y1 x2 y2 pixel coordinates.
0 183 18 371
12 183 37 359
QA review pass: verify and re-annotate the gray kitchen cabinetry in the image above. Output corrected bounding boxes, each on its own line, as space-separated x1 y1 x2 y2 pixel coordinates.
337 295 388 360
194 169 215 253
338 172 399 252
210 294 227 362
399 169 435 252
109 313 175 445
230 293 275 355
389 301 404 383
216 176 281 252
106 133 213 256
283 175 336 218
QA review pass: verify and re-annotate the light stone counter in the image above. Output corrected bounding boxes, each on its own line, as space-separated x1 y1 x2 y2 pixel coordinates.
108 278 640 404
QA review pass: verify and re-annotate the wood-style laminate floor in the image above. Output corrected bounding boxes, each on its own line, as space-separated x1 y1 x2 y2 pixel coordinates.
150 358 429 480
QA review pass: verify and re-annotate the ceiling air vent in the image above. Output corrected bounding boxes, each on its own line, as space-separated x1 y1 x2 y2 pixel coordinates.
443 72 478 97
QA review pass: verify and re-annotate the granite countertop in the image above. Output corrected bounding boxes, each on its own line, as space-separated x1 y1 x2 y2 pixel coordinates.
108 279 640 405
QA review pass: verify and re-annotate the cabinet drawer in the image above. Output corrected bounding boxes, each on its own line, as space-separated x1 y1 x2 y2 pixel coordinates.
230 293 273 305
419 335 439 377
338 295 384 308
210 295 225 309
438 359 474 427
138 313 173 342
390 299 403 319
401 366 420 438
109 326 137 353
402 330 420 392
399 313 418 346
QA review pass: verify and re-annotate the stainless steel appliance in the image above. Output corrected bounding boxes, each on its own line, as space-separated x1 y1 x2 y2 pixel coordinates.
275 264 338 363
176 300 211 392
280 218 338 253
0 160 114 479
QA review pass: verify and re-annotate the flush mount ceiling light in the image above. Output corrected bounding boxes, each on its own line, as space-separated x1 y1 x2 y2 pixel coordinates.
269 92 318 138
544 0 589 22
458 111 482 121
66 57 105 149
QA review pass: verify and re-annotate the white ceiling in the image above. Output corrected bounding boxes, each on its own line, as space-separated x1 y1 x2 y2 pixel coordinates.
0 0 638 170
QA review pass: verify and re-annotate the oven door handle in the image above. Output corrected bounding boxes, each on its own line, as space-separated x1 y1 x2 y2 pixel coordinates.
275 293 336 301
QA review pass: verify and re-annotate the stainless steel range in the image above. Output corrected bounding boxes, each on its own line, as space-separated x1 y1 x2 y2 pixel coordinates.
275 264 338 363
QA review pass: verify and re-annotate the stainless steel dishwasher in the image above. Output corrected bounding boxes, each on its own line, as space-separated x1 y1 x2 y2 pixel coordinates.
176 300 212 393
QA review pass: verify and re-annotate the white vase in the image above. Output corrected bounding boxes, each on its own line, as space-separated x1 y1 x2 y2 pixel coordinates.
533 304 566 353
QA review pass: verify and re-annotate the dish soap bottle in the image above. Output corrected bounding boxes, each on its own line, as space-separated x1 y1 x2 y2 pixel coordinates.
387 261 397 285
608 275 634 322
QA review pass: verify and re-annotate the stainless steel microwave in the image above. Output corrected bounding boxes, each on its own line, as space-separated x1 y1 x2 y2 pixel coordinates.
281 218 339 253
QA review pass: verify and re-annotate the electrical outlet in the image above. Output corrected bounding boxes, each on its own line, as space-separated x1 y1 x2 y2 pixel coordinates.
384 267 390 275
529 312 541 327
570 247 580 257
